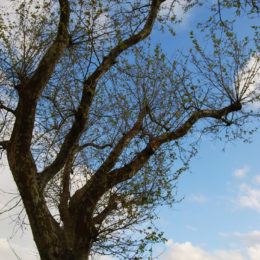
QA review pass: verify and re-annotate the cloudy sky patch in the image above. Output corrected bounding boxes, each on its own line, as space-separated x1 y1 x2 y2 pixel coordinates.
233 165 250 179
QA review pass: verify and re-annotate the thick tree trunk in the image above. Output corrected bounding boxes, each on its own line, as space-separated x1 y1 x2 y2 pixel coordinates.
6 99 93 259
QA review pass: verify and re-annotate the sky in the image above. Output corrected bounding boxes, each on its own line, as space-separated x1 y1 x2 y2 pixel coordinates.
0 1 260 260
156 129 260 260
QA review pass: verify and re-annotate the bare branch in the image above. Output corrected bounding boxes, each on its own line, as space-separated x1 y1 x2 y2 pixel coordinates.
0 196 21 215
93 196 118 225
7 240 22 260
76 142 112 152
0 140 9 150
69 101 242 215
95 107 148 175
21 0 71 99
39 0 165 189
91 101 243 194
151 101 242 147
7 0 71 159
0 101 16 115
148 109 170 131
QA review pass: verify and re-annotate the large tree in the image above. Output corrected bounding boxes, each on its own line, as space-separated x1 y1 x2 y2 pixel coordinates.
0 0 259 259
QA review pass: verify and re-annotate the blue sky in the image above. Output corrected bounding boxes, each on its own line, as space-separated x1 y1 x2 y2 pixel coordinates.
155 129 260 259
152 3 260 259
0 0 259 259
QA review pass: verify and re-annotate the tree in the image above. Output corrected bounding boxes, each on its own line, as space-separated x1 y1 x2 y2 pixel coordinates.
0 0 259 259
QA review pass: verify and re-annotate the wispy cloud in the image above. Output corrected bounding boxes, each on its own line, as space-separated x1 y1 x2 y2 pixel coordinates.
233 165 250 178
254 175 260 185
237 183 260 213
186 225 198 231
235 53 260 108
235 231 260 246
189 194 208 203
159 0 193 28
218 232 229 238
0 238 38 260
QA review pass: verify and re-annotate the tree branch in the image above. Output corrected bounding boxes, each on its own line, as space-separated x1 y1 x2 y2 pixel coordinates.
68 107 149 208
39 0 165 189
152 101 242 147
148 108 170 131
82 101 242 202
0 102 16 115
21 0 70 100
95 107 148 176
58 155 73 225
93 195 118 225
76 142 112 152
0 140 10 150
8 0 71 157
6 2 71 221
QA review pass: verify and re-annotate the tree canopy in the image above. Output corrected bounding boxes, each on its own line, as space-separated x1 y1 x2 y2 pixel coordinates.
0 0 259 259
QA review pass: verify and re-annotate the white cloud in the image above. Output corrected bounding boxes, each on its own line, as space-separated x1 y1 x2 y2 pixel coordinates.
186 225 198 231
247 245 260 260
163 240 213 260
189 194 208 203
218 232 230 238
214 249 245 260
236 53 260 108
162 240 245 260
160 0 192 28
0 238 38 260
254 175 260 185
238 184 260 213
235 231 260 246
162 239 260 260
234 165 250 178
